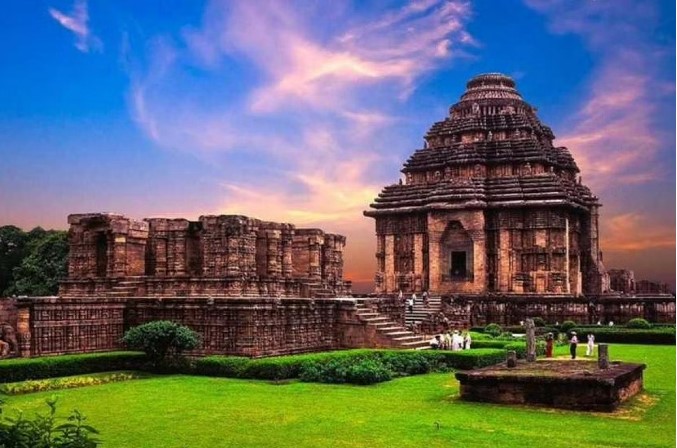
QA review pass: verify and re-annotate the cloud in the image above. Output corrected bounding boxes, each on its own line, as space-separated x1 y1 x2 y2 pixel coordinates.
48 0 101 53
525 0 672 191
602 213 675 252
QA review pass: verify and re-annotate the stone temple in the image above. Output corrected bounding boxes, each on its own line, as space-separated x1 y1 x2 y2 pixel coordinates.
365 73 607 297
0 73 674 360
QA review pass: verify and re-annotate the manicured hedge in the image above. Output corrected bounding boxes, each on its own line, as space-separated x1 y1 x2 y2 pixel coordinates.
569 327 675 345
0 371 147 395
0 351 146 383
503 341 546 359
470 340 512 349
193 349 507 384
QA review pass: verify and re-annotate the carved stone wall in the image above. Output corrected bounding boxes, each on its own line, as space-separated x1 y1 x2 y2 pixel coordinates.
12 297 401 358
61 214 349 298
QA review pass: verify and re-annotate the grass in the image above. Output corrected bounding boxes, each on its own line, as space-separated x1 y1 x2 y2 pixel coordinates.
1 345 674 448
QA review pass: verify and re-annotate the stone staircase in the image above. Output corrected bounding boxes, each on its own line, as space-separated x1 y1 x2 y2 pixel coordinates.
405 295 442 328
354 300 429 349
107 278 143 297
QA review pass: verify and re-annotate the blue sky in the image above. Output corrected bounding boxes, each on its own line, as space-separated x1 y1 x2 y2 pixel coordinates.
0 0 674 290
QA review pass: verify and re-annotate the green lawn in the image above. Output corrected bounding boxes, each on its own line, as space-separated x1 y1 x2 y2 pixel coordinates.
2 345 674 448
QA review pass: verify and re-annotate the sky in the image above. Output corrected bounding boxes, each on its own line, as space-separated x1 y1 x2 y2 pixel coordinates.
0 0 674 293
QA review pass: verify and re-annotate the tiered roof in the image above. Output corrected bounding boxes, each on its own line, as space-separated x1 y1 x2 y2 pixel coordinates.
365 73 599 216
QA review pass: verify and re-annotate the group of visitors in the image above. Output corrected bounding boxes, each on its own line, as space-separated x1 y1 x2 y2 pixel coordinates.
543 332 597 359
429 330 471 350
399 290 429 313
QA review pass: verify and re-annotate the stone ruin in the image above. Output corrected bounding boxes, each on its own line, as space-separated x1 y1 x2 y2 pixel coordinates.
60 213 350 298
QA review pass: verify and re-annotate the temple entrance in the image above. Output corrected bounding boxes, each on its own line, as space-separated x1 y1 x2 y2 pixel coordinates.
95 233 108 277
441 221 474 282
451 251 467 278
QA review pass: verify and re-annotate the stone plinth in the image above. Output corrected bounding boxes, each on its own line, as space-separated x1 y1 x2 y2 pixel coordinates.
455 360 646 412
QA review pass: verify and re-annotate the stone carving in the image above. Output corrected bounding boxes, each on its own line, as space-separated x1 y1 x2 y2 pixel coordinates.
598 343 609 369
0 323 18 358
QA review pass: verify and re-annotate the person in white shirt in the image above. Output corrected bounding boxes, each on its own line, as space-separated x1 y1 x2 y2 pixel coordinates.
429 335 440 349
407 297 414 313
586 333 595 356
463 331 472 350
451 331 463 351
569 331 579 359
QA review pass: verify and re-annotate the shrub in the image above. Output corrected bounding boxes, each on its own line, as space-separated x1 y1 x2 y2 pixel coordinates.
503 341 546 359
345 359 393 385
0 371 145 395
560 321 577 333
0 352 146 383
569 327 675 345
484 323 503 337
531 317 546 327
626 318 651 329
122 321 200 367
0 398 99 447
469 340 512 349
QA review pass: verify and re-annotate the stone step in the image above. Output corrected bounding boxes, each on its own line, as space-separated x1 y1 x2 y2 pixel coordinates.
384 331 414 337
392 335 426 342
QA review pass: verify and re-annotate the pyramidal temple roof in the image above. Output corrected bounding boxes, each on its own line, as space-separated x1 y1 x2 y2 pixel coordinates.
365 73 599 216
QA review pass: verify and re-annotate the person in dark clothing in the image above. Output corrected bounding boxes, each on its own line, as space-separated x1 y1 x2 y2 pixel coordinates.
569 331 578 359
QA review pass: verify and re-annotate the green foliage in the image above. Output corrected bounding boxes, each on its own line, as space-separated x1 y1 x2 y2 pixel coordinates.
470 340 512 349
121 321 200 367
503 341 546 359
560 320 577 333
484 323 503 337
193 349 506 384
0 352 145 383
625 318 651 329
0 372 146 396
0 226 28 296
0 397 99 447
4 230 68 297
569 327 675 345
531 317 546 327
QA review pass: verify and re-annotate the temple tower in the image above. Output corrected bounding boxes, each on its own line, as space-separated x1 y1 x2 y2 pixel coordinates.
364 73 607 296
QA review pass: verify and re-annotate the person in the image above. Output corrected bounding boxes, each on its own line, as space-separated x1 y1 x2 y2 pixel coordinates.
407 296 414 314
411 292 417 306
608 321 614 327
545 333 554 358
597 320 602 326
444 331 452 350
451 331 463 351
569 331 578 359
586 333 595 357
422 291 429 309
463 332 472 350
429 335 440 350
398 289 403 302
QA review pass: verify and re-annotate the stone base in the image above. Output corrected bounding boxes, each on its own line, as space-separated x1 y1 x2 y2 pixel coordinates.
455 360 646 412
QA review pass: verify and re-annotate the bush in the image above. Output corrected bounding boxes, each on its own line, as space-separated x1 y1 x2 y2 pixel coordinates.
0 398 99 447
195 349 507 384
0 371 145 395
626 318 651 329
531 317 546 327
484 323 503 337
503 341 546 359
560 321 577 333
469 340 512 349
569 327 675 345
122 321 200 367
0 352 146 383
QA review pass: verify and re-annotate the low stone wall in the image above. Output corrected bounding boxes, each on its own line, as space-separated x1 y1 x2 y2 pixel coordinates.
442 294 676 327
13 297 387 358
456 360 646 411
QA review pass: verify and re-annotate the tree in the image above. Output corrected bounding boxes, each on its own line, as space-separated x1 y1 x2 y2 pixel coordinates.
0 226 28 295
7 231 68 296
122 321 200 367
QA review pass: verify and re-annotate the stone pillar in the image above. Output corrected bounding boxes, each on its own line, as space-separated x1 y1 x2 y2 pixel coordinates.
112 234 127 277
384 235 395 292
507 350 517 368
414 233 424 285
16 306 31 358
281 230 293 278
498 229 511 292
309 236 322 280
525 318 536 362
173 233 187 276
226 236 240 276
266 230 282 277
598 344 609 369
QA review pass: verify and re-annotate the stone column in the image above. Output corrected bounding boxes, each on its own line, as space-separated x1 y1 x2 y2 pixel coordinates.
112 234 127 277
226 236 240 276
525 318 536 362
507 350 517 368
16 306 31 358
281 231 293 278
598 344 609 369
173 233 187 276
384 235 395 292
266 230 282 277
308 235 322 280
414 233 424 288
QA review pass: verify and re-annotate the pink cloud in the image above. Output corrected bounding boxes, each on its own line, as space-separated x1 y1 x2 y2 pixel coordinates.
48 0 101 53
